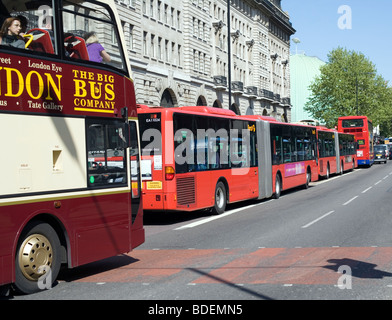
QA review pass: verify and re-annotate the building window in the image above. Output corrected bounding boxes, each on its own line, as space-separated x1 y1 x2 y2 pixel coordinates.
143 31 147 55
158 36 162 60
129 24 134 50
151 34 156 58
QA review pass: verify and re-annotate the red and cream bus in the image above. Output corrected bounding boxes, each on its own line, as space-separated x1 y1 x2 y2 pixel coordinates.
0 0 144 294
137 105 318 213
338 116 374 166
317 127 357 179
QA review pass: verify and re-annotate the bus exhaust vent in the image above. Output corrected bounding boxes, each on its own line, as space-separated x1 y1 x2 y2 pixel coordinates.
177 176 196 206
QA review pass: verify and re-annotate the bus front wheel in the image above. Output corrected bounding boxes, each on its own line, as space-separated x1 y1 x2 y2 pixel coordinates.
14 221 61 294
212 181 227 215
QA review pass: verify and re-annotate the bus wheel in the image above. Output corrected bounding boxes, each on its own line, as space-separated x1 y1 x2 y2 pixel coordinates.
14 221 61 294
212 181 227 215
273 174 281 199
325 165 330 179
303 169 311 189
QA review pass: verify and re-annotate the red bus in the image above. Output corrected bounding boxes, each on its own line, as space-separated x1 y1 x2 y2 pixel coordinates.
338 116 374 166
337 132 357 172
137 105 318 213
317 127 357 179
0 0 144 294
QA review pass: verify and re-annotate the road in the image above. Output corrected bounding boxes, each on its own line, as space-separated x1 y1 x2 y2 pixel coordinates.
7 161 392 301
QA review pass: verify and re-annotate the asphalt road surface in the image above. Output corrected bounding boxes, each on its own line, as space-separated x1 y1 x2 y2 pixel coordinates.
7 161 392 302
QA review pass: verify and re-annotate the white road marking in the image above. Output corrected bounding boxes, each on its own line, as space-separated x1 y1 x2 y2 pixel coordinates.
175 203 259 230
343 196 359 206
362 187 372 193
301 211 335 229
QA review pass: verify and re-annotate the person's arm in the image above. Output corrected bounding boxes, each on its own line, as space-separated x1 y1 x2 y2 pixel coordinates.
100 49 111 62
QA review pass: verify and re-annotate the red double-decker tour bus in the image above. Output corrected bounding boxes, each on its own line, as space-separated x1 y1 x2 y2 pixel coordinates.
338 116 374 166
137 105 318 214
317 127 357 179
0 0 144 294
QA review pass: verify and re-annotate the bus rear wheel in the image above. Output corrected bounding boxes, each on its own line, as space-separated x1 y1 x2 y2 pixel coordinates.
303 169 311 189
14 221 61 294
273 174 281 199
212 181 227 215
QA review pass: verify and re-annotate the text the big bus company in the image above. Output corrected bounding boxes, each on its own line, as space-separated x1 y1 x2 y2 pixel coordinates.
73 69 116 111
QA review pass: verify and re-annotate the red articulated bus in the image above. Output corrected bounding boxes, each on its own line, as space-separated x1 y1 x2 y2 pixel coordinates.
137 105 319 213
317 127 357 179
338 116 374 166
0 0 144 294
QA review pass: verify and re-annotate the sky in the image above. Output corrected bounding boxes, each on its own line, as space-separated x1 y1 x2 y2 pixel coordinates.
281 0 392 83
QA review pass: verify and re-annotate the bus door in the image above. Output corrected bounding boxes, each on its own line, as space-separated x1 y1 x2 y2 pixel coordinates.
230 119 259 201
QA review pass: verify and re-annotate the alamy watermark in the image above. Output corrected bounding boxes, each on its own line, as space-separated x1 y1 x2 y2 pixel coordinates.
337 265 352 289
37 265 52 290
142 127 252 175
338 5 352 30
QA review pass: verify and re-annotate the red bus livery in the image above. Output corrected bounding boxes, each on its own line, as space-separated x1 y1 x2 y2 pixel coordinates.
0 0 144 294
138 105 319 213
338 116 374 166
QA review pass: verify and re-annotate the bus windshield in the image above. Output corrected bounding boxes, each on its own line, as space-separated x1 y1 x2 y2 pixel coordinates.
342 119 364 128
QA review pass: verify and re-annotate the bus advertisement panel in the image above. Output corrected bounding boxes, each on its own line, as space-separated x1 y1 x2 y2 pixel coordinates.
338 116 374 166
0 0 144 294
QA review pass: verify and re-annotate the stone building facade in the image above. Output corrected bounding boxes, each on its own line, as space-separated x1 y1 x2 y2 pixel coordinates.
115 0 295 121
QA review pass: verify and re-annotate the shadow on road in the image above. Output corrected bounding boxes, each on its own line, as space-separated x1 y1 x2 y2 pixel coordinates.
324 258 392 279
58 254 139 282
188 267 275 300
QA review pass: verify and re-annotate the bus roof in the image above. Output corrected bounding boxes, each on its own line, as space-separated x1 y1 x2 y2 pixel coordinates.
338 115 372 122
316 125 335 132
177 106 237 116
241 114 278 122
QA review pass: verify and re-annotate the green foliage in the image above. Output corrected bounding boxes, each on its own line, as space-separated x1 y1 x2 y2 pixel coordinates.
305 47 392 135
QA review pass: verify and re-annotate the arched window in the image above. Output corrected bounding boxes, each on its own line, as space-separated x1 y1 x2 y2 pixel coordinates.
196 96 206 106
160 89 175 107
212 100 222 108
230 103 240 115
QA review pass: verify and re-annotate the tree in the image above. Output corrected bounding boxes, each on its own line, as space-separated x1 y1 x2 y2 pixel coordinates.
305 47 392 135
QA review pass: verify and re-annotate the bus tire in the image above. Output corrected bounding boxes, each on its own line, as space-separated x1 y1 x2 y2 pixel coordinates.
325 164 330 180
212 181 227 215
303 168 311 189
14 221 61 294
273 174 281 199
